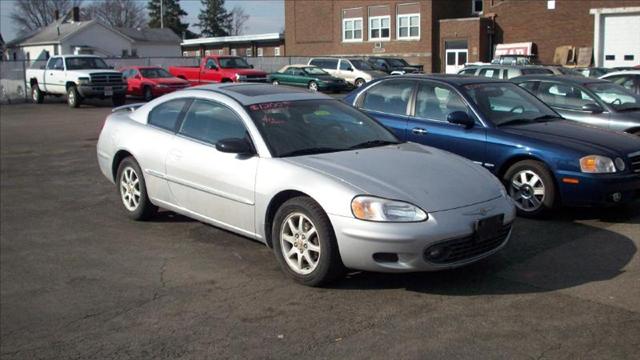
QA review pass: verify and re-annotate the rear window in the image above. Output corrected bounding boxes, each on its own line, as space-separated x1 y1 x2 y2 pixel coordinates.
361 80 415 115
148 99 189 131
310 59 338 69
521 68 553 75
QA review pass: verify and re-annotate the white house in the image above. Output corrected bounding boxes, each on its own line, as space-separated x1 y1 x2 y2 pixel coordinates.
5 10 182 61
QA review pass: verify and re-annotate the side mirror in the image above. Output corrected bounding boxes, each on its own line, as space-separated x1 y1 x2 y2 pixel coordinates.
134 74 141 80
215 138 254 155
447 111 475 129
249 64 254 69
581 102 604 114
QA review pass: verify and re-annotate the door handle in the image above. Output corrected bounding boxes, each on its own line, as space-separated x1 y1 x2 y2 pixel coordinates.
412 127 428 135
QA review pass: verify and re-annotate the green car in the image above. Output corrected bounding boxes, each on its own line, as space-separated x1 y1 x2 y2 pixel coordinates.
268 65 348 92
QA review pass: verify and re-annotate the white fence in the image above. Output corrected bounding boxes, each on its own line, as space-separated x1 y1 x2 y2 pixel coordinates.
0 56 341 103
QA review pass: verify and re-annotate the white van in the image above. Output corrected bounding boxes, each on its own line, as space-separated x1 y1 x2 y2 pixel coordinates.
308 57 387 87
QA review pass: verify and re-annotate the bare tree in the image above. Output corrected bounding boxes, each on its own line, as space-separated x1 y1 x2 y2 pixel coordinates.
85 0 147 28
229 6 249 36
10 0 84 35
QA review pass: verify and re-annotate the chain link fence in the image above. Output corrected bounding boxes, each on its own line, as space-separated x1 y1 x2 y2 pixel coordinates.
1 56 331 104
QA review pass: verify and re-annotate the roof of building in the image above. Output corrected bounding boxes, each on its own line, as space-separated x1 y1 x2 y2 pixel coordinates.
181 33 283 47
114 27 181 43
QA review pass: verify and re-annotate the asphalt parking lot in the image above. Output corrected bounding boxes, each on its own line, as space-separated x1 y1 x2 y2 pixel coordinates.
1 100 639 359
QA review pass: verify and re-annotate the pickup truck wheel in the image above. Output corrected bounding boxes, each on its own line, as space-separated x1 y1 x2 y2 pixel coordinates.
67 85 81 108
31 86 44 104
143 86 153 102
112 94 126 107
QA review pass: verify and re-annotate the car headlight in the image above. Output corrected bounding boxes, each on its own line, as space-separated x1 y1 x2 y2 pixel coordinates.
78 77 90 85
235 74 247 81
580 155 617 173
351 196 428 222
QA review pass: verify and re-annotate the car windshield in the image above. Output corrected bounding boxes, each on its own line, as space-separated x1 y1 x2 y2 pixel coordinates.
140 68 173 78
246 100 400 157
463 83 559 126
349 59 374 70
65 57 109 70
304 67 328 75
584 83 640 111
388 58 409 67
218 57 252 69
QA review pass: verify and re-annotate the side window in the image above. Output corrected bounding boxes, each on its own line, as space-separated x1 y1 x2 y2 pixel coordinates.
179 99 247 145
415 83 469 122
518 81 538 93
309 59 321 67
538 82 596 110
46 58 57 70
339 60 352 70
148 99 189 131
325 59 338 69
48 58 63 70
361 80 415 116
608 75 635 91
459 68 477 75
205 59 217 69
478 68 500 78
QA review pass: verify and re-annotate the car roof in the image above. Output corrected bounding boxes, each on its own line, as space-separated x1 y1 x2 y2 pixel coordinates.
463 64 548 70
601 70 640 77
387 74 512 85
191 83 332 105
511 74 609 85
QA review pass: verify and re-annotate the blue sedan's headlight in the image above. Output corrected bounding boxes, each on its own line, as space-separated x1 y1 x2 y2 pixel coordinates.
580 155 617 173
351 196 428 222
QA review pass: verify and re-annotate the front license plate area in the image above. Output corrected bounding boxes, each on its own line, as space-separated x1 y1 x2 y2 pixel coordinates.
475 214 504 242
104 86 113 96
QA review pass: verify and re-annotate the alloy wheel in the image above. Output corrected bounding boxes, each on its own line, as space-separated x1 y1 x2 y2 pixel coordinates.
509 169 545 212
280 212 321 275
308 81 318 91
120 166 141 211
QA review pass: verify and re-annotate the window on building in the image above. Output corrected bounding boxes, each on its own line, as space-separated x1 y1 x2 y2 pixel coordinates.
369 16 390 41
624 55 635 61
257 48 264 57
274 47 281 56
121 49 129 57
131 48 138 57
547 0 556 10
246 48 253 57
54 45 59 55
472 0 483 14
231 48 237 56
343 18 363 42
397 13 420 40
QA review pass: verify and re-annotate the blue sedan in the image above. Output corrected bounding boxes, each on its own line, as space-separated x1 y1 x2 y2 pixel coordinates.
343 75 640 217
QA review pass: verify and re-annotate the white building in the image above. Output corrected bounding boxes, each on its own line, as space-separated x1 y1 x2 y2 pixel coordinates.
5 10 181 61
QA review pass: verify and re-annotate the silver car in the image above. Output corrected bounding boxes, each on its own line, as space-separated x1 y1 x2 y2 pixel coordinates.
97 84 516 286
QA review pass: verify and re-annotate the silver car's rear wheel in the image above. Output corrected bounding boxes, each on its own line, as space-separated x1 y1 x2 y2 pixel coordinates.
280 212 320 275
120 167 141 211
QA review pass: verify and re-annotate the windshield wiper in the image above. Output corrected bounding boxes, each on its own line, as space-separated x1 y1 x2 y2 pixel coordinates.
532 114 558 122
349 140 400 150
496 118 534 127
280 147 342 157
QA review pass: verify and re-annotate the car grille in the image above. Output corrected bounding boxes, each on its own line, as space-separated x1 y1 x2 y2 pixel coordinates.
629 152 640 174
90 73 124 85
424 223 512 264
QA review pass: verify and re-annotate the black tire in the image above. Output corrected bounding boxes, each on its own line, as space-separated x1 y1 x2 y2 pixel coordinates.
112 94 126 107
272 196 345 286
503 160 556 217
67 85 81 108
272 79 279 85
308 81 318 91
31 84 44 104
143 86 153 102
116 156 158 221
354 78 366 87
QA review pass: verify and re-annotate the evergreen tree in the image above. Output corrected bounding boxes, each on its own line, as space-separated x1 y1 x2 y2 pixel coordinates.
196 0 232 37
147 0 192 38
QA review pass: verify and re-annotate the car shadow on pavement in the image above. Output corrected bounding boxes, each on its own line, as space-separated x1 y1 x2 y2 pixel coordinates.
329 217 637 295
146 210 195 223
551 202 640 223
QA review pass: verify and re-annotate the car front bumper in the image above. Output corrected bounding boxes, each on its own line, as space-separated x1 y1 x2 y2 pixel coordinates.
79 84 126 98
318 82 348 91
557 170 640 207
329 196 516 272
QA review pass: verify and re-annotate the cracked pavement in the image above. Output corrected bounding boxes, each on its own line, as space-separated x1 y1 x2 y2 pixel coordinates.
1 102 639 359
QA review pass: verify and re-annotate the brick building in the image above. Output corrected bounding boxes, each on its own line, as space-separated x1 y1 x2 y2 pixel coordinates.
181 33 285 58
285 0 640 73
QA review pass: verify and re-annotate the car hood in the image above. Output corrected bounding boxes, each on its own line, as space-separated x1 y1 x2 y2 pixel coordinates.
501 120 640 156
234 69 268 76
610 109 640 123
284 142 504 213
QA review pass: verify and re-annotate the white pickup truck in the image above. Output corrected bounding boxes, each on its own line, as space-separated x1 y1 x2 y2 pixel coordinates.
26 55 127 108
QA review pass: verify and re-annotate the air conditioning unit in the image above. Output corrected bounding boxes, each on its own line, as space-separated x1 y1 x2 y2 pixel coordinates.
374 42 382 49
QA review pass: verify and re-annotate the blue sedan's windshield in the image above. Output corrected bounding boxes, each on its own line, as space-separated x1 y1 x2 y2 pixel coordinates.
246 100 400 157
463 83 559 126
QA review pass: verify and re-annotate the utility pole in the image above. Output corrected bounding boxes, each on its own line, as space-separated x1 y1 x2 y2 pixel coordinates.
160 0 164 28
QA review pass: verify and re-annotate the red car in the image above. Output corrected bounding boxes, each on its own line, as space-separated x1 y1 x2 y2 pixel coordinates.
120 66 190 101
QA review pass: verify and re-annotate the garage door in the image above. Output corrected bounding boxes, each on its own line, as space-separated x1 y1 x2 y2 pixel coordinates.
602 13 640 68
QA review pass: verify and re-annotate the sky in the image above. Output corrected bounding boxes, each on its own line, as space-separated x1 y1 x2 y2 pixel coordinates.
0 0 284 42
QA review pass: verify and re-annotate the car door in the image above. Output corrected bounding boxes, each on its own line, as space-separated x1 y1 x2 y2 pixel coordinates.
45 57 65 94
535 81 611 128
127 69 143 96
202 58 222 83
338 59 356 84
406 81 486 164
165 98 257 234
356 78 416 140
290 68 308 87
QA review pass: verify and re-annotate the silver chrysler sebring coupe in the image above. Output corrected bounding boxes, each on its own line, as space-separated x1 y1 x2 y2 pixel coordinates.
97 83 516 286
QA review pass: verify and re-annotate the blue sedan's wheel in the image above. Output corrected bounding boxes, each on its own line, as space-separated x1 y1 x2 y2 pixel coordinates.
272 196 345 286
504 160 556 217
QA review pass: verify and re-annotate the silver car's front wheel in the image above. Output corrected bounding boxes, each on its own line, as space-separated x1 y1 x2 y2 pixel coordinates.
120 167 141 211
272 197 345 286
280 212 321 275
